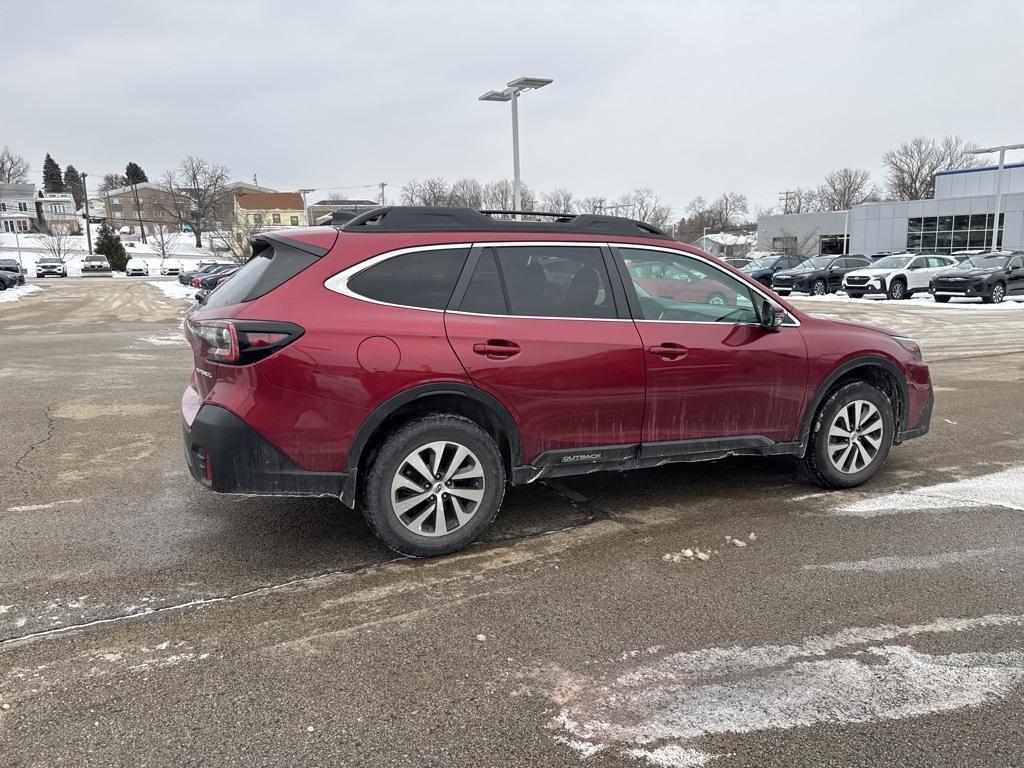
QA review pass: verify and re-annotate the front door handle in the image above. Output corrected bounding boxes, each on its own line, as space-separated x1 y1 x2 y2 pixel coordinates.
473 339 521 359
649 343 688 360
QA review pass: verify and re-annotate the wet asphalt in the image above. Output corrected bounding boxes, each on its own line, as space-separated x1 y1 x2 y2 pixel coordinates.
1 278 1023 767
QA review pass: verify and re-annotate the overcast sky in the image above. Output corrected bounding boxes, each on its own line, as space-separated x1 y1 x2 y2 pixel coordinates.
6 0 1023 217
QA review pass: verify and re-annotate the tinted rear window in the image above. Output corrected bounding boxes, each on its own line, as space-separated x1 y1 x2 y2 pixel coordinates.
202 243 316 309
348 248 470 310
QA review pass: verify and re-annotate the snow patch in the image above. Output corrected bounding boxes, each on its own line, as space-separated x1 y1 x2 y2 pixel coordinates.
6 498 83 513
137 332 187 346
834 467 1024 516
803 547 1012 572
547 613 1024 763
146 280 198 302
0 284 42 303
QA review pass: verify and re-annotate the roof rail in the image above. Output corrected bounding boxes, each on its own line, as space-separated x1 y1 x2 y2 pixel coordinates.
337 206 673 239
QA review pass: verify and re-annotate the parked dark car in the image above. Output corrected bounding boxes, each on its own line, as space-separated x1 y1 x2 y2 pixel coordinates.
0 269 22 290
723 257 752 269
82 254 111 274
741 254 805 286
181 206 932 556
0 258 26 285
35 256 67 278
929 253 1024 303
194 267 238 290
179 263 234 285
771 255 873 296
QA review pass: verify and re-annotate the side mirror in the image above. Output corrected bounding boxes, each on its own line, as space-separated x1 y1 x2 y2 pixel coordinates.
760 299 785 332
194 292 206 304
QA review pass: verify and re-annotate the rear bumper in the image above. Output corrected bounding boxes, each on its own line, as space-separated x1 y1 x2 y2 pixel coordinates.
182 403 355 504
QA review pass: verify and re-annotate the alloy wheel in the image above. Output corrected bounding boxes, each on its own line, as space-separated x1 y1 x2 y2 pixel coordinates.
707 293 726 305
891 281 905 299
813 280 827 295
992 284 1005 303
390 441 485 537
827 399 884 474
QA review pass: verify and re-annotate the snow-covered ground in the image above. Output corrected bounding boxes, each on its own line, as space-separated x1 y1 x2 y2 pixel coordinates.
0 284 42 304
791 293 1024 310
147 281 198 302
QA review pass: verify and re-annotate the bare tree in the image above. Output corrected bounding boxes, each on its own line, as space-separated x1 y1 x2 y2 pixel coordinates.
449 178 484 208
816 168 878 210
400 177 451 206
542 188 576 214
37 226 75 262
575 196 606 215
676 192 749 242
782 187 821 214
158 156 231 248
882 135 980 200
0 146 30 184
149 224 175 261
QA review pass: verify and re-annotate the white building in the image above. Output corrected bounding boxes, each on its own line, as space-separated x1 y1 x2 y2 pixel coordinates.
758 162 1024 256
0 183 36 233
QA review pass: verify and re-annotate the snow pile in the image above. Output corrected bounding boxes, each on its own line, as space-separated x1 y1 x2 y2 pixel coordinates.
833 466 1024 516
147 281 198 302
0 284 42 304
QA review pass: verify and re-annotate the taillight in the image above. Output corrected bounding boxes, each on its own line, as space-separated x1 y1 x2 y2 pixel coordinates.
192 278 201 287
186 319 303 365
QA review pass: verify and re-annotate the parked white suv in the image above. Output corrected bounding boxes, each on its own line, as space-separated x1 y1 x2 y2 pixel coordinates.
843 253 956 300
159 259 183 275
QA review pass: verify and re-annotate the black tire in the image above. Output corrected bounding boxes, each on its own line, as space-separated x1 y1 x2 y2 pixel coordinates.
887 279 907 300
934 295 950 303
812 279 828 296
984 283 1006 304
847 293 864 299
797 381 895 489
0 282 6 291
775 289 791 296
706 292 727 306
361 414 506 557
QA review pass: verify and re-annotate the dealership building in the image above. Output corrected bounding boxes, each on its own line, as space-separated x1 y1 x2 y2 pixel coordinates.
757 162 1024 256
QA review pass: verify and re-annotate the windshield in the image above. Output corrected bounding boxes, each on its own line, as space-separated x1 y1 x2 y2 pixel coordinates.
872 256 913 269
744 256 781 270
959 255 1009 269
794 257 833 270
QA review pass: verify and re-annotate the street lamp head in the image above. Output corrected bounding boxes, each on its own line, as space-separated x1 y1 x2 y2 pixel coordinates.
967 143 1024 155
479 89 512 102
507 76 553 91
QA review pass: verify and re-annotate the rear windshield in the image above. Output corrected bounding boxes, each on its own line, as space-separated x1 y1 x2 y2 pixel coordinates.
202 241 317 309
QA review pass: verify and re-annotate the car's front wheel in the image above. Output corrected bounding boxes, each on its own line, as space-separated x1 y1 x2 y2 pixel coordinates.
887 279 907 300
983 283 1006 304
361 414 506 557
797 381 894 489
812 279 828 296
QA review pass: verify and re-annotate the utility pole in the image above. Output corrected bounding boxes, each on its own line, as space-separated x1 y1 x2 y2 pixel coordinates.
378 181 388 206
81 173 93 254
778 190 794 215
298 188 314 225
966 143 1023 252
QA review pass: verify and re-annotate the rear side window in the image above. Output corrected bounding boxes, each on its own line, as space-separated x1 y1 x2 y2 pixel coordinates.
203 241 317 309
348 248 470 310
494 245 616 319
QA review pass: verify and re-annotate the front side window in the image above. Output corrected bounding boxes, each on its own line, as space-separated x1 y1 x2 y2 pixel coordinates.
620 247 759 324
347 248 470 310
1009 256 1024 270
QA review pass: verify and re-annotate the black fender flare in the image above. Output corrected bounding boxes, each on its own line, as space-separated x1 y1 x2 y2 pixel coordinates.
797 356 909 450
345 381 523 477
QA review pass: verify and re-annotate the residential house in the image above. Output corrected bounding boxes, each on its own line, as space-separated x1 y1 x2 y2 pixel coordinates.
38 192 80 234
308 198 378 225
102 182 195 234
0 183 37 234
234 191 306 230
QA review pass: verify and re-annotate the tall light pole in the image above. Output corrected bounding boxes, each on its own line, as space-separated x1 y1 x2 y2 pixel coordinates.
81 172 93 255
298 188 315 225
967 143 1024 251
479 76 553 214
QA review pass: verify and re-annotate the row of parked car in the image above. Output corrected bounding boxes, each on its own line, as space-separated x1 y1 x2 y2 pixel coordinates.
731 250 1024 304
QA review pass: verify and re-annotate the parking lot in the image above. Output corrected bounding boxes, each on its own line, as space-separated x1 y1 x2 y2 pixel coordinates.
2 277 1023 766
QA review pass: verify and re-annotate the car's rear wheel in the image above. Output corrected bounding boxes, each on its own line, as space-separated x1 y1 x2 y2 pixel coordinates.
797 381 894 489
812 279 828 296
934 295 950 303
361 414 505 557
706 292 726 305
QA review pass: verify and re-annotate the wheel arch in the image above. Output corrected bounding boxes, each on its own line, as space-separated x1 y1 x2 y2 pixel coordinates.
345 382 523 503
798 357 909 452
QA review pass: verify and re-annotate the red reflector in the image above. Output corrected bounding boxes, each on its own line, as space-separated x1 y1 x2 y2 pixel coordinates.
204 451 213 481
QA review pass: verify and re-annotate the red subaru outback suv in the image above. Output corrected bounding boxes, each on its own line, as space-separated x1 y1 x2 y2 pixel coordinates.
182 208 932 556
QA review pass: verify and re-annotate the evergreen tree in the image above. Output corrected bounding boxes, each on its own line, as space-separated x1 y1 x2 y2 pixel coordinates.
95 222 128 271
125 162 148 185
43 153 65 193
64 165 85 208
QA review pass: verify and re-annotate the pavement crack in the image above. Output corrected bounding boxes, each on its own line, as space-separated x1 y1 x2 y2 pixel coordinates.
0 557 404 649
13 405 58 501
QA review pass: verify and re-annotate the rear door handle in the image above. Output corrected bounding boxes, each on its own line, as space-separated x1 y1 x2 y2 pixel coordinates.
472 339 521 359
649 343 688 360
